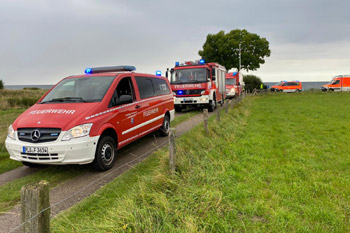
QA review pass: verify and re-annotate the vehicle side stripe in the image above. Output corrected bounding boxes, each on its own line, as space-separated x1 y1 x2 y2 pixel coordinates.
122 114 164 135
118 124 162 146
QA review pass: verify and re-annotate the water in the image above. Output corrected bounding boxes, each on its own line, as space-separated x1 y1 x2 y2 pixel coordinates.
4 85 53 90
263 82 328 91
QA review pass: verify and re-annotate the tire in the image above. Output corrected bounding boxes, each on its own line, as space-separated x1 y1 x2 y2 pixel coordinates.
208 97 216 112
92 136 117 171
159 115 170 137
175 106 182 112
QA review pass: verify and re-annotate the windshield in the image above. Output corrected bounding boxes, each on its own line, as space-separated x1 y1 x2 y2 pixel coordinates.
226 79 236 85
40 76 115 103
171 68 208 84
274 82 284 86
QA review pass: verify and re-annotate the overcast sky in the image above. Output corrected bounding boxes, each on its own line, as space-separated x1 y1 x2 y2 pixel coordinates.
1 0 349 85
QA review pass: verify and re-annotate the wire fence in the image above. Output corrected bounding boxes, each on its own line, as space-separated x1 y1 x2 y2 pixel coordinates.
7 91 249 233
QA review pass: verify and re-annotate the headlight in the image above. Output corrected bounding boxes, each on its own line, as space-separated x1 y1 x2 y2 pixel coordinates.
8 124 15 140
201 90 206 94
62 123 93 141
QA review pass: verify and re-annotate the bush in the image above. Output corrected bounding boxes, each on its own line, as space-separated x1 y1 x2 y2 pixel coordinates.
0 80 4 90
243 74 262 92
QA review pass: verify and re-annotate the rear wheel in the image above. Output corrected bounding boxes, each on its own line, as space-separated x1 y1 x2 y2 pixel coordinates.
159 115 170 136
92 136 116 171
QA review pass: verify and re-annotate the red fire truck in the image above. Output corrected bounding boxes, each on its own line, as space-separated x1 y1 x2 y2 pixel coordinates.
169 59 227 112
225 72 244 98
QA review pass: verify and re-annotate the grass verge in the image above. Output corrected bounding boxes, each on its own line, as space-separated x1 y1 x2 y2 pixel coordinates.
52 92 350 232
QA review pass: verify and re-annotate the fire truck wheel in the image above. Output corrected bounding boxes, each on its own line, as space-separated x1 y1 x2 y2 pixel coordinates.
93 136 116 171
175 106 182 112
159 115 170 137
208 98 216 112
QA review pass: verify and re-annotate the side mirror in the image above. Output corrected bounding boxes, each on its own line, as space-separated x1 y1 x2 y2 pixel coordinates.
117 95 133 105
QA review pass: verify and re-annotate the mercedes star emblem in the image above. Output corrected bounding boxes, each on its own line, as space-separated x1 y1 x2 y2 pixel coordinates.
31 129 41 142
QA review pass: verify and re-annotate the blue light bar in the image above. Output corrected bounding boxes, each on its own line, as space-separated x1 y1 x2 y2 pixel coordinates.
85 68 92 74
199 59 205 64
156 70 162 76
175 62 180 66
178 90 183 95
84 66 136 74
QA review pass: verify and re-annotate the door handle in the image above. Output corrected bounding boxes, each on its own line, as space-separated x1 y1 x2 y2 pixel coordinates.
135 105 141 109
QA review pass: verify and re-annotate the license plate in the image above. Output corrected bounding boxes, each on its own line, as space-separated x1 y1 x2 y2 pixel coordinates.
23 146 48 154
183 98 193 101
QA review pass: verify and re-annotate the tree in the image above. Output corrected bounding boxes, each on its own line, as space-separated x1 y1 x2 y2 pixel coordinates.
0 80 4 90
198 29 271 71
243 74 263 92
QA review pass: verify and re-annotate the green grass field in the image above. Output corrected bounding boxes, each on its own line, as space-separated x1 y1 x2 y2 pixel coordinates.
51 92 350 232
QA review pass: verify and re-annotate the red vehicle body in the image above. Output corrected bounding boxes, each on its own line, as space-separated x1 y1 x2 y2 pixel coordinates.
169 60 227 112
5 66 174 170
225 72 244 98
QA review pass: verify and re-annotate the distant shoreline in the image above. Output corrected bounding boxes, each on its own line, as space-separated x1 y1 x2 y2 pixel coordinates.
4 81 329 91
4 85 54 90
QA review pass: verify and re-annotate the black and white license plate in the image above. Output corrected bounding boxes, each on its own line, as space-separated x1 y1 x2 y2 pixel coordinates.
183 98 193 101
23 146 48 154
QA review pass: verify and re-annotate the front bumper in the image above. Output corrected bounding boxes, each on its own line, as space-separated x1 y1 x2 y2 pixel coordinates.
5 133 99 165
174 95 210 106
226 91 236 98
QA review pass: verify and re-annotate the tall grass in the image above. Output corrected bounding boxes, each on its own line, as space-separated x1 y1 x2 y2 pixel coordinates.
0 89 48 173
52 92 350 232
0 89 47 110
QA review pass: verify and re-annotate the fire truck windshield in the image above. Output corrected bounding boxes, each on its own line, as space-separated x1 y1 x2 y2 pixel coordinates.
171 68 208 84
226 79 236 85
40 76 115 103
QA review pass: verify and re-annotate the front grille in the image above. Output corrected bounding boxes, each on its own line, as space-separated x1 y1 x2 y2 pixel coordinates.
21 153 59 160
18 128 61 143
176 89 204 95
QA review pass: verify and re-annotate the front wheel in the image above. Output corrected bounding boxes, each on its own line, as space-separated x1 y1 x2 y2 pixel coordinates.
92 136 117 171
159 115 170 137
208 98 216 112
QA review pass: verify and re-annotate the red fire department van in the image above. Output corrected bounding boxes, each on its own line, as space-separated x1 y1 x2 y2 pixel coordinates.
169 59 226 112
225 72 244 98
321 75 350 91
5 66 175 171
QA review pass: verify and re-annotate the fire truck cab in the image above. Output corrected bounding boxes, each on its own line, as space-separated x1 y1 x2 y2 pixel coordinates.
5 66 174 171
169 59 226 112
225 72 244 98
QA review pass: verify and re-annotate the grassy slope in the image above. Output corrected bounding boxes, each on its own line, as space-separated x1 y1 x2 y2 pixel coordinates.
52 92 350 232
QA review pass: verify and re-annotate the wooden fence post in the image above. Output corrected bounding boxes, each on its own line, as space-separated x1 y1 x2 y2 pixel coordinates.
216 105 220 121
169 128 176 176
203 109 209 134
231 98 235 109
21 180 50 233
225 100 229 113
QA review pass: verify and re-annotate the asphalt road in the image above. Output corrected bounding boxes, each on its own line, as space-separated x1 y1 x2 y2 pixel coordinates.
0 109 212 233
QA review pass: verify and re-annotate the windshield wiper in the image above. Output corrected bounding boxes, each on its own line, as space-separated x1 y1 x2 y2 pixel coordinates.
40 97 87 104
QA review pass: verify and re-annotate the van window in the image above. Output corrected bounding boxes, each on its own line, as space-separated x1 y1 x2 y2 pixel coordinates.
153 78 170 95
109 77 135 107
332 80 340 85
135 77 155 99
